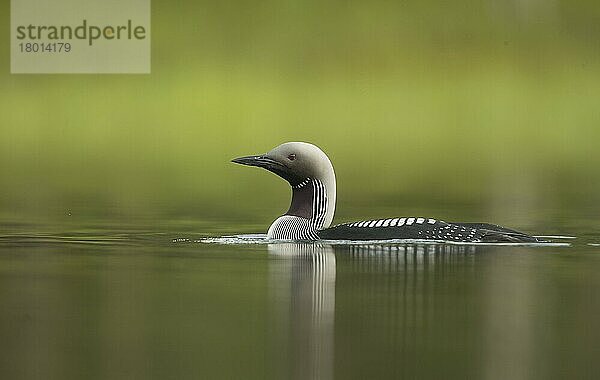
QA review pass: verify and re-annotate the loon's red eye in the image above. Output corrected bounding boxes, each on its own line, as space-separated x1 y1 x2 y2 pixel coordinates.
287 154 296 161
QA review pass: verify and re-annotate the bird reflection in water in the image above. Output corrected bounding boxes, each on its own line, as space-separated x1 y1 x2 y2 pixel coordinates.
268 243 336 380
267 242 478 380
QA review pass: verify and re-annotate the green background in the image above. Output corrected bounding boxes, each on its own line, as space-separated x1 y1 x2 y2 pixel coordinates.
1 0 599 226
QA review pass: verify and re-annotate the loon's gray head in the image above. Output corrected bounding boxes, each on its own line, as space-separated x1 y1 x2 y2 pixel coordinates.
232 142 337 233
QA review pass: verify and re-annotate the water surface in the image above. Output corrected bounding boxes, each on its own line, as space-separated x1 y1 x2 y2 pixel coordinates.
1 216 599 380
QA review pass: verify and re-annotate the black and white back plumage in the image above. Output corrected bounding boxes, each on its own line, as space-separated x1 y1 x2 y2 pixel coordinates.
319 217 541 243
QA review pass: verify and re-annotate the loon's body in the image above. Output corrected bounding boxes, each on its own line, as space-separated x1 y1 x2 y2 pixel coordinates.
232 142 541 243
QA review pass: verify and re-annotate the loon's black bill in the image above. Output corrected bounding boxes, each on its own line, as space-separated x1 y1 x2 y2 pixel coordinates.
231 155 283 170
232 153 303 185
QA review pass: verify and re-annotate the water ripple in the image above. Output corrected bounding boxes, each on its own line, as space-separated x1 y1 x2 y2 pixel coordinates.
200 234 571 247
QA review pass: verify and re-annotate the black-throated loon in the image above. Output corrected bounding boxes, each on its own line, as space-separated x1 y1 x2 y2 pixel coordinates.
232 142 542 243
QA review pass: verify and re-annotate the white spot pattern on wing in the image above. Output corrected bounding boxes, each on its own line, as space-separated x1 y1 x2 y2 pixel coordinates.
327 217 493 243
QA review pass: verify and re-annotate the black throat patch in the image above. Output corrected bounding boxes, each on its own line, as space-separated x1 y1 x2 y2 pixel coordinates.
286 179 313 219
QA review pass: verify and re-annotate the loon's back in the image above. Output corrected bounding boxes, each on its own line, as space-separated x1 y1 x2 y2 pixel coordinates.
318 217 542 243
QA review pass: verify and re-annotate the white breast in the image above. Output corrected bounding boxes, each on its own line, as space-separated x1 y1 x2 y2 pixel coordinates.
268 215 319 240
